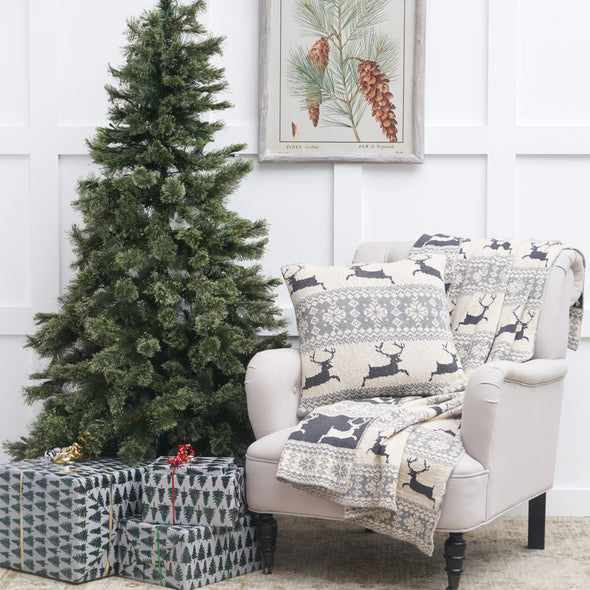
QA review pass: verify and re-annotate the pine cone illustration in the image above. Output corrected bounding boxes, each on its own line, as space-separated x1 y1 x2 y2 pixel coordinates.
308 104 320 127
358 60 398 142
306 38 329 127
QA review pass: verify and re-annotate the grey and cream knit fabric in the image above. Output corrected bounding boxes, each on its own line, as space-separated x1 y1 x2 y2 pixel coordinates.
410 234 585 375
277 236 584 556
277 393 463 555
282 257 466 417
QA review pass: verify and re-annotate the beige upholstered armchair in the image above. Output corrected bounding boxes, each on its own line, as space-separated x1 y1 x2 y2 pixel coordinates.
244 241 584 590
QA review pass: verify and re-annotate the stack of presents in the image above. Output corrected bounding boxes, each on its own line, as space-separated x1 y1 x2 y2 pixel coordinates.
0 452 261 588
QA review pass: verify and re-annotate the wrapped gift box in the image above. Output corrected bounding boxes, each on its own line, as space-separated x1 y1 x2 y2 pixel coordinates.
117 513 261 589
142 457 246 527
0 457 144 583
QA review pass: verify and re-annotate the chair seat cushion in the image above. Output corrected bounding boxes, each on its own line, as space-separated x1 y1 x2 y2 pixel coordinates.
246 426 489 531
282 256 466 416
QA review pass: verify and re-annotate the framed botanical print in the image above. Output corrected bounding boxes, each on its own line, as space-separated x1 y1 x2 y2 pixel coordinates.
259 0 426 163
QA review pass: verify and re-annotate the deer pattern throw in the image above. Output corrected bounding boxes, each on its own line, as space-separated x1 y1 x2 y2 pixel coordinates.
277 236 584 556
410 234 585 375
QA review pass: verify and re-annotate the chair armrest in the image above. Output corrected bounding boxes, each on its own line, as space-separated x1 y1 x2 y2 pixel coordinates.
462 358 567 467
245 348 302 439
461 358 567 508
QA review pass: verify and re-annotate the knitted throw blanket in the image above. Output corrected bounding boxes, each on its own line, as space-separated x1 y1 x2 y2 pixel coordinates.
412 234 584 375
276 236 584 555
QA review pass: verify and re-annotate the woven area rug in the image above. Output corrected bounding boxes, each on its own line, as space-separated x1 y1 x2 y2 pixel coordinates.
1 516 589 589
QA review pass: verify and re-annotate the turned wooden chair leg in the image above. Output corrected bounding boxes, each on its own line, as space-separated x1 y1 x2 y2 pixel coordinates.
256 513 278 574
528 492 546 550
444 533 466 590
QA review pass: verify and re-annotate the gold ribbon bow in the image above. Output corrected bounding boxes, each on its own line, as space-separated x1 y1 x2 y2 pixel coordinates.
52 442 85 464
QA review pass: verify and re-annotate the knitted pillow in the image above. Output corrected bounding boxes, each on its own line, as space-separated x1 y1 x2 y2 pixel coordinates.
282 256 466 417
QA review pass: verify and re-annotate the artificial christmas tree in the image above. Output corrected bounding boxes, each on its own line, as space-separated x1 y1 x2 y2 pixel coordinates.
5 0 287 463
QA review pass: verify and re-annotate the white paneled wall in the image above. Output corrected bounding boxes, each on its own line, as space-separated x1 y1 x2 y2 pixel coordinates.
425 0 488 126
0 2 29 126
0 0 589 514
0 157 31 307
362 156 488 241
517 0 590 126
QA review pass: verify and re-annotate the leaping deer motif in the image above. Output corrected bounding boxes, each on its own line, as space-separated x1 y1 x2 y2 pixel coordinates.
411 256 442 281
362 342 408 387
367 432 390 463
484 238 512 253
346 265 396 284
284 265 326 293
414 234 462 248
496 307 535 341
457 295 497 327
522 242 551 266
402 458 435 505
290 414 369 449
304 348 340 390
429 343 460 381
317 416 370 446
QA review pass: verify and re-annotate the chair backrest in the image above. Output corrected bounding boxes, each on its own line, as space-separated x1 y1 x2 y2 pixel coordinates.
352 241 583 361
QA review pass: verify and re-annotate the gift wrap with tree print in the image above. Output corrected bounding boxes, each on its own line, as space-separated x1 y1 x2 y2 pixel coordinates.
117 513 261 589
0 458 144 583
142 457 246 527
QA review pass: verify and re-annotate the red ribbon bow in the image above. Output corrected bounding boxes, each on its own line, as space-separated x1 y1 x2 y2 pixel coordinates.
167 444 195 524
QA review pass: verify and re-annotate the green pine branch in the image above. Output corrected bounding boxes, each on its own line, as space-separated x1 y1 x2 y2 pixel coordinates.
288 0 399 141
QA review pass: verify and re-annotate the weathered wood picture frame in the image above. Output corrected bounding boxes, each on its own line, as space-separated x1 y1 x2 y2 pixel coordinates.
259 0 426 163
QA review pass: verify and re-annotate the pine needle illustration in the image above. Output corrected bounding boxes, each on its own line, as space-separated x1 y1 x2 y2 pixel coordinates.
287 0 399 141
306 38 329 127
358 60 398 142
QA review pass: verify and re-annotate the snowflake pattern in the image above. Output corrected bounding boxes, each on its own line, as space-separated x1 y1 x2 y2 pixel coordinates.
363 302 389 325
279 236 578 557
324 305 346 327
405 300 427 323
298 454 317 474
330 461 350 480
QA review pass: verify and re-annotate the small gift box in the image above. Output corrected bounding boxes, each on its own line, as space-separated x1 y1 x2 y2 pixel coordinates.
117 513 261 589
0 457 144 583
142 456 246 528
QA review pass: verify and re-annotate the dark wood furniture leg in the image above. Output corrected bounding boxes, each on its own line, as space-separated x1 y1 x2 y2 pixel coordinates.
256 513 278 574
528 492 546 550
444 532 466 590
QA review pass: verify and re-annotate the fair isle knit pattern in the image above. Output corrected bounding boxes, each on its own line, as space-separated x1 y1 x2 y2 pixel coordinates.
410 234 585 375
282 257 467 418
277 236 584 556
